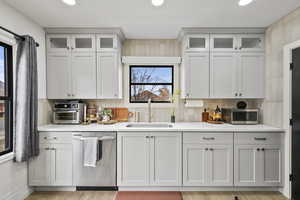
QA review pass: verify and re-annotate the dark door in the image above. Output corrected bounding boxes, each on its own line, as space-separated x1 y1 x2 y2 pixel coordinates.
292 47 300 200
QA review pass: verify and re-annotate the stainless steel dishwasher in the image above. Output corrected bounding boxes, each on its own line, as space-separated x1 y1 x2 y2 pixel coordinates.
72 132 116 188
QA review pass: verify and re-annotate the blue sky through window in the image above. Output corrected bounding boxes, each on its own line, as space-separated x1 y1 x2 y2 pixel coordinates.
131 67 172 83
0 47 4 82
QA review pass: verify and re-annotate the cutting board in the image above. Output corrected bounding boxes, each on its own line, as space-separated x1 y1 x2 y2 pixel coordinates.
110 108 133 122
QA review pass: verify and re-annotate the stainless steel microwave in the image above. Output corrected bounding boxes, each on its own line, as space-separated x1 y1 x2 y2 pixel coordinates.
221 108 259 125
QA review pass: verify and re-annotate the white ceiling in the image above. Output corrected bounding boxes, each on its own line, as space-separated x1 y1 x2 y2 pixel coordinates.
3 0 300 38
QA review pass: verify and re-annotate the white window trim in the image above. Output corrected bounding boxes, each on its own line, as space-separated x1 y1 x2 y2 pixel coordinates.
0 152 14 164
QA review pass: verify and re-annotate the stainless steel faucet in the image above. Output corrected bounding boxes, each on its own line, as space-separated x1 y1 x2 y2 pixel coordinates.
148 98 152 123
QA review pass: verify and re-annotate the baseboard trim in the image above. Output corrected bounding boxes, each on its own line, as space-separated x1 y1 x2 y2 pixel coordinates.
33 186 76 192
118 186 281 192
1 186 32 200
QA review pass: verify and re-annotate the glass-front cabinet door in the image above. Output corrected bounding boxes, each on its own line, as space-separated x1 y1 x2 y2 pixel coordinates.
238 34 264 52
72 34 96 52
96 34 118 51
47 34 71 53
185 34 209 51
210 34 237 52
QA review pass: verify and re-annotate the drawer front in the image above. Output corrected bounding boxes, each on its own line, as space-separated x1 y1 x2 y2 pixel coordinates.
234 132 282 145
39 132 72 144
183 132 233 144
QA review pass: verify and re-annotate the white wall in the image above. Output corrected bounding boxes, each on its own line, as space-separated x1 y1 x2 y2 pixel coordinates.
0 1 46 199
263 7 300 199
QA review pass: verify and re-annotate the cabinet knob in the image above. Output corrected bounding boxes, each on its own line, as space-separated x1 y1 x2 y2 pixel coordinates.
45 147 50 150
257 148 260 151
146 136 150 139
44 136 48 140
239 93 242 97
235 47 238 50
239 47 242 50
150 136 154 139
53 137 57 140
67 94 71 97
261 148 265 151
205 148 209 151
67 46 70 50
209 148 214 151
235 93 238 97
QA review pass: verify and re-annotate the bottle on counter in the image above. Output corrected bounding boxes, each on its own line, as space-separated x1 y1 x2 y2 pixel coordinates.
202 108 209 122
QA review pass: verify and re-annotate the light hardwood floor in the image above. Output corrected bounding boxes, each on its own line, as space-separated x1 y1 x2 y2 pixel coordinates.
25 191 287 200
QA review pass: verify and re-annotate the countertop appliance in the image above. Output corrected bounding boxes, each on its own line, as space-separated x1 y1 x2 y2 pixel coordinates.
72 132 116 188
53 102 85 124
222 108 259 125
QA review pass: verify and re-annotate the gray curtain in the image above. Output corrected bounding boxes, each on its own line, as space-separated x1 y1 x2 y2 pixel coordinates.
15 35 38 162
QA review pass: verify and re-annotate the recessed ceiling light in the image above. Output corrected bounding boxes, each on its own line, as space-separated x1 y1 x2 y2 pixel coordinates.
239 0 253 6
62 0 76 6
152 0 164 7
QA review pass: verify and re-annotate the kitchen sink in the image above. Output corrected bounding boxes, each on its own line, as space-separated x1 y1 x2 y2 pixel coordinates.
126 123 174 128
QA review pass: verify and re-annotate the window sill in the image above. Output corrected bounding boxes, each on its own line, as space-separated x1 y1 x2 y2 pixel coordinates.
0 152 14 164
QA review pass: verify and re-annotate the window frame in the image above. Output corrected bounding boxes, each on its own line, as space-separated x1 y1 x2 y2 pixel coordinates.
0 41 13 157
129 65 174 103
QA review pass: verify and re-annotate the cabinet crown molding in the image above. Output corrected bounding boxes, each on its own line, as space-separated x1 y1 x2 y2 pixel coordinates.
45 27 125 41
178 27 266 41
122 56 182 65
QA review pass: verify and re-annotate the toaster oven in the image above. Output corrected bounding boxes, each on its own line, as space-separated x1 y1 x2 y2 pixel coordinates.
53 102 85 124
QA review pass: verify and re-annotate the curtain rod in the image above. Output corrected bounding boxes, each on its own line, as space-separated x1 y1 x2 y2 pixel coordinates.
0 26 40 47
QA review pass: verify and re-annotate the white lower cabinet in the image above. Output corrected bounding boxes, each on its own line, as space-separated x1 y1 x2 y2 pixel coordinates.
234 133 282 187
183 133 233 186
29 133 73 186
29 144 52 186
117 132 182 186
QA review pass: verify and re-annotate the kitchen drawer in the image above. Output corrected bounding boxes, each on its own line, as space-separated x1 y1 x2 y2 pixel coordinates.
234 132 282 145
39 132 72 144
183 132 233 144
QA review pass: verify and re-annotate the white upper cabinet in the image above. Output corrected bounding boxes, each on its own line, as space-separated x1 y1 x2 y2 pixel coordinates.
210 52 238 98
210 34 237 52
97 52 122 99
238 34 265 52
238 52 265 98
72 34 96 52
46 33 122 100
97 34 118 51
71 53 97 99
47 52 72 99
183 52 210 98
47 35 71 53
185 34 210 51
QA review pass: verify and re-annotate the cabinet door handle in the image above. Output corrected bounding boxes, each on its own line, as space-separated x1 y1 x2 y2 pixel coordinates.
239 47 242 50
235 93 238 97
239 93 242 97
202 137 215 140
254 137 267 141
209 148 214 151
150 136 154 139
45 147 50 150
146 136 150 139
205 148 209 151
51 148 56 150
53 137 57 140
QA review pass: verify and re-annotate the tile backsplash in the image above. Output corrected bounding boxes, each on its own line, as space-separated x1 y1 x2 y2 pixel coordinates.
80 99 263 123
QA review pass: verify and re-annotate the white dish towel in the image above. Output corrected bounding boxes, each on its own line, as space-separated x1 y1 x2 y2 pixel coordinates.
83 137 98 167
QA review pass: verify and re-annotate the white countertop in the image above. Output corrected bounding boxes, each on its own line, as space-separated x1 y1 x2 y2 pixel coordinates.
38 122 284 133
